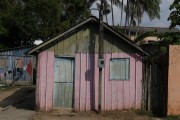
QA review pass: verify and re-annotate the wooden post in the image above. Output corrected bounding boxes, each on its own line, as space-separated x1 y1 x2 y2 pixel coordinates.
98 0 104 114
148 65 151 111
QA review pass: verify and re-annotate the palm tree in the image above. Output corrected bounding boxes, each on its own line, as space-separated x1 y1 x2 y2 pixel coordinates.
111 0 114 26
88 0 121 25
111 0 121 26
124 0 161 36
96 0 111 24
120 0 124 27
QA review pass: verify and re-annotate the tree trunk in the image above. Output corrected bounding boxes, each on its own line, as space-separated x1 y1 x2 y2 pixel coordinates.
120 0 124 28
111 0 114 26
106 15 108 24
128 2 135 37
125 0 129 35
135 0 141 36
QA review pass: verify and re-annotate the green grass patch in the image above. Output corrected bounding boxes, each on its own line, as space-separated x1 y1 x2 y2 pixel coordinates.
167 115 180 120
135 109 153 117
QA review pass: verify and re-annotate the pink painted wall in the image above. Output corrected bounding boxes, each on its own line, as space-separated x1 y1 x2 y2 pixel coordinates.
36 51 54 111
74 53 142 111
168 45 180 115
36 51 142 111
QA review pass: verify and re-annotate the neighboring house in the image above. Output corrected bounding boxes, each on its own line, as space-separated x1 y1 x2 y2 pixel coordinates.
0 46 35 85
118 26 179 44
27 16 149 111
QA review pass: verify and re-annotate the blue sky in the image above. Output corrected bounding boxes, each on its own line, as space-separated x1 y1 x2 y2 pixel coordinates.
91 0 174 28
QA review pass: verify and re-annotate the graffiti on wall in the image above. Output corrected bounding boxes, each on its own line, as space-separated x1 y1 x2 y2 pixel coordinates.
0 57 32 81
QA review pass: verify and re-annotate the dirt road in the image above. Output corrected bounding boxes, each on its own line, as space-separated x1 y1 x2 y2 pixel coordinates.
0 86 35 120
32 109 165 120
0 86 166 120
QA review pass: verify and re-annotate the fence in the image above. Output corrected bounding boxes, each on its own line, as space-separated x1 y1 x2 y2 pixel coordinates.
142 55 168 116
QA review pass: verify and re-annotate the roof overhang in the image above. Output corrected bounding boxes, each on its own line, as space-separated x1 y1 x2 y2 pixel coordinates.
26 16 149 56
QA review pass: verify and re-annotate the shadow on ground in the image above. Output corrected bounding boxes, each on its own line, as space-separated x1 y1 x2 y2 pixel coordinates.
0 87 35 110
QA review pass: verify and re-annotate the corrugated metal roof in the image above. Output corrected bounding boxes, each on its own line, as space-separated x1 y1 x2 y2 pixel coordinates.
0 45 33 56
116 26 180 35
26 16 149 56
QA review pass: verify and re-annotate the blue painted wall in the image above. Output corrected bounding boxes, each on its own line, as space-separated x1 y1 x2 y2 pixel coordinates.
0 46 34 84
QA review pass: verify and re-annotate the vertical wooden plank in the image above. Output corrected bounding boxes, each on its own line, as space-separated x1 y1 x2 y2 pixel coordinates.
38 51 47 111
135 56 142 109
69 36 76 56
55 44 58 55
74 53 80 111
115 53 123 110
94 54 99 111
45 51 54 111
101 54 105 110
80 53 86 111
105 54 111 110
148 65 151 111
89 54 95 110
58 41 64 56
111 53 119 110
122 53 130 109
129 54 136 109
64 60 70 107
36 53 41 110
86 53 91 110
123 80 130 109
103 54 107 110
53 58 58 107
69 59 74 107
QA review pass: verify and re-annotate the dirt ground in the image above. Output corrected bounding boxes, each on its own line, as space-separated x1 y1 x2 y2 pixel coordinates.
0 86 167 120
32 110 166 120
0 86 35 120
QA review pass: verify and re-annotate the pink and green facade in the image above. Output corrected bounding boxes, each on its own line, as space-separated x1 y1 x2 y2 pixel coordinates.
27 17 148 111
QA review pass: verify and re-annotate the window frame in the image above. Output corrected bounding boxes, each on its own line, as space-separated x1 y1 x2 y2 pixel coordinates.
109 58 130 81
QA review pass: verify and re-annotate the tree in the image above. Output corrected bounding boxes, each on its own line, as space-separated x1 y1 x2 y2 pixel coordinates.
156 0 180 52
139 0 180 56
96 1 111 23
125 0 161 36
168 0 180 29
0 0 89 48
120 0 124 27
88 0 121 25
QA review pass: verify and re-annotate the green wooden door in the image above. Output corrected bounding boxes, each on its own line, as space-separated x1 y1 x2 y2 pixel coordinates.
53 58 74 108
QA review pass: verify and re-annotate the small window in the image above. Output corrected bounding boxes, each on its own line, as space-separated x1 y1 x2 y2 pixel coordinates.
110 58 130 80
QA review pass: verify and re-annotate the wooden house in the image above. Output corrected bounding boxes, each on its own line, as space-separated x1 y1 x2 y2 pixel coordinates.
0 46 34 85
27 16 149 111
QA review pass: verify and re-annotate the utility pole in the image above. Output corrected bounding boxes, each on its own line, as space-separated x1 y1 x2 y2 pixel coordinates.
98 0 104 114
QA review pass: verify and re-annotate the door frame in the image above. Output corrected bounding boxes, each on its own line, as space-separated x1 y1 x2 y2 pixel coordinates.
53 56 75 108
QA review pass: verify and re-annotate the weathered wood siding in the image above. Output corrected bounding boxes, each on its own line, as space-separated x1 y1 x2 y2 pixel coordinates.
36 52 142 111
53 58 74 108
36 24 143 111
36 51 54 111
48 25 139 56
74 53 142 111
